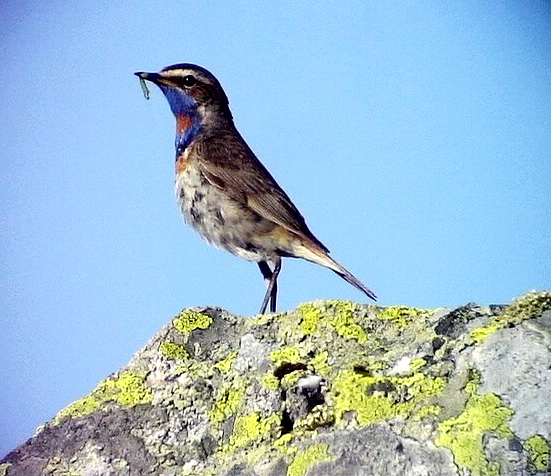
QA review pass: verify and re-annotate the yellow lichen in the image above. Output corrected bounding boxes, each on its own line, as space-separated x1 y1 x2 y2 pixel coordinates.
96 371 153 406
413 404 441 420
524 435 550 472
310 351 330 376
274 433 296 452
287 443 332 476
54 371 152 423
210 383 245 423
159 341 188 360
261 373 280 390
471 291 551 343
331 302 368 343
299 304 323 335
293 404 335 432
270 346 302 364
281 368 309 387
214 351 237 373
298 301 368 343
436 383 513 476
173 309 213 335
227 412 280 449
54 395 101 423
332 369 445 426
409 358 427 372
378 306 425 329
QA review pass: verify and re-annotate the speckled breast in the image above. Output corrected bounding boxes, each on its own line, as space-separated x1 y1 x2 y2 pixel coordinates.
174 156 276 262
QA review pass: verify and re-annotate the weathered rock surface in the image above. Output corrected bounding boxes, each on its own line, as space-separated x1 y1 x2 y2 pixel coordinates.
2 291 551 476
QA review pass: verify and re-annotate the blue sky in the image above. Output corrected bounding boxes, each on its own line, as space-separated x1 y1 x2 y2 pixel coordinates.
1 1 550 455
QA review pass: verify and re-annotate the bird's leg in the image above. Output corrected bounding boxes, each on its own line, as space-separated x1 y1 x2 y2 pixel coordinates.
258 260 273 313
258 261 272 314
258 259 282 314
269 271 278 313
268 259 281 312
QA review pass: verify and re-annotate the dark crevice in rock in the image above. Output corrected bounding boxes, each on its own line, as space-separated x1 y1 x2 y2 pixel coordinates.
273 362 307 380
353 365 372 376
280 410 294 435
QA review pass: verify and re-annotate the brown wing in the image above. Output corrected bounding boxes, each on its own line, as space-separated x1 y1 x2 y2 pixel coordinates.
194 130 329 253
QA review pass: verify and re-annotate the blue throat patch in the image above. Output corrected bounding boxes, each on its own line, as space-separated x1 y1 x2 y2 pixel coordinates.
160 86 202 156
175 120 201 157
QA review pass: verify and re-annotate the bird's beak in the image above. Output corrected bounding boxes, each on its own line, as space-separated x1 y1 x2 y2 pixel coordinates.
134 71 162 84
135 71 168 100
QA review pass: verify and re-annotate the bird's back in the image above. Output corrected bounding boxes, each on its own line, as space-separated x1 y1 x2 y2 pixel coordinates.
188 127 329 254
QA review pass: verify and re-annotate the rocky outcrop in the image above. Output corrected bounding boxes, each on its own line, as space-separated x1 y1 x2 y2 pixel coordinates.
2 291 551 476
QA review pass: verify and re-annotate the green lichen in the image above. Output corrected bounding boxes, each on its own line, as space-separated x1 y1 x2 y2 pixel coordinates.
227 412 280 449
293 404 335 432
310 351 330 376
298 301 368 343
54 394 102 422
299 304 323 335
413 404 441 420
471 291 551 343
436 381 514 476
332 369 445 426
247 314 271 327
287 443 332 476
410 357 427 372
274 433 296 451
210 382 245 423
261 373 280 390
159 341 188 360
270 346 302 364
99 371 153 406
173 309 213 335
470 322 501 344
378 306 425 329
174 361 210 381
525 435 550 472
214 351 237 373
331 302 369 342
54 371 152 423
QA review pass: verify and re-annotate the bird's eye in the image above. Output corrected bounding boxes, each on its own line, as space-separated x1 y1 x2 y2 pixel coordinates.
182 75 196 87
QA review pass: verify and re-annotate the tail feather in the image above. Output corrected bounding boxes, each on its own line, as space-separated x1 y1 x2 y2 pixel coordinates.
298 242 377 301
332 265 377 301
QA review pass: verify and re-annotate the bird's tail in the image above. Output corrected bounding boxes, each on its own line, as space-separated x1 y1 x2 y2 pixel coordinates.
331 261 377 301
298 242 377 301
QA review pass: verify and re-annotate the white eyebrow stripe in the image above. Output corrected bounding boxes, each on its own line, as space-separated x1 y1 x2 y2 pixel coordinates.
161 69 212 85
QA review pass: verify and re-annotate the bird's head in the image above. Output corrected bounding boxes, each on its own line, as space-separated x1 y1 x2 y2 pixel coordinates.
135 64 232 127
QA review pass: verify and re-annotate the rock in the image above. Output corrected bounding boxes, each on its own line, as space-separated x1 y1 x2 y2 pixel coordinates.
2 292 551 476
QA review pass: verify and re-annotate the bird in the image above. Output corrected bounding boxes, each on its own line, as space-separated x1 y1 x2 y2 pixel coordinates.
135 63 376 314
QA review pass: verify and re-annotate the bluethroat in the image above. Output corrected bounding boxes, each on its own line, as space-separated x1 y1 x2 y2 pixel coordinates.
135 64 376 314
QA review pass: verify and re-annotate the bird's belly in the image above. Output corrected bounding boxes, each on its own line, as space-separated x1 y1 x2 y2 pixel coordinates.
175 167 276 261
